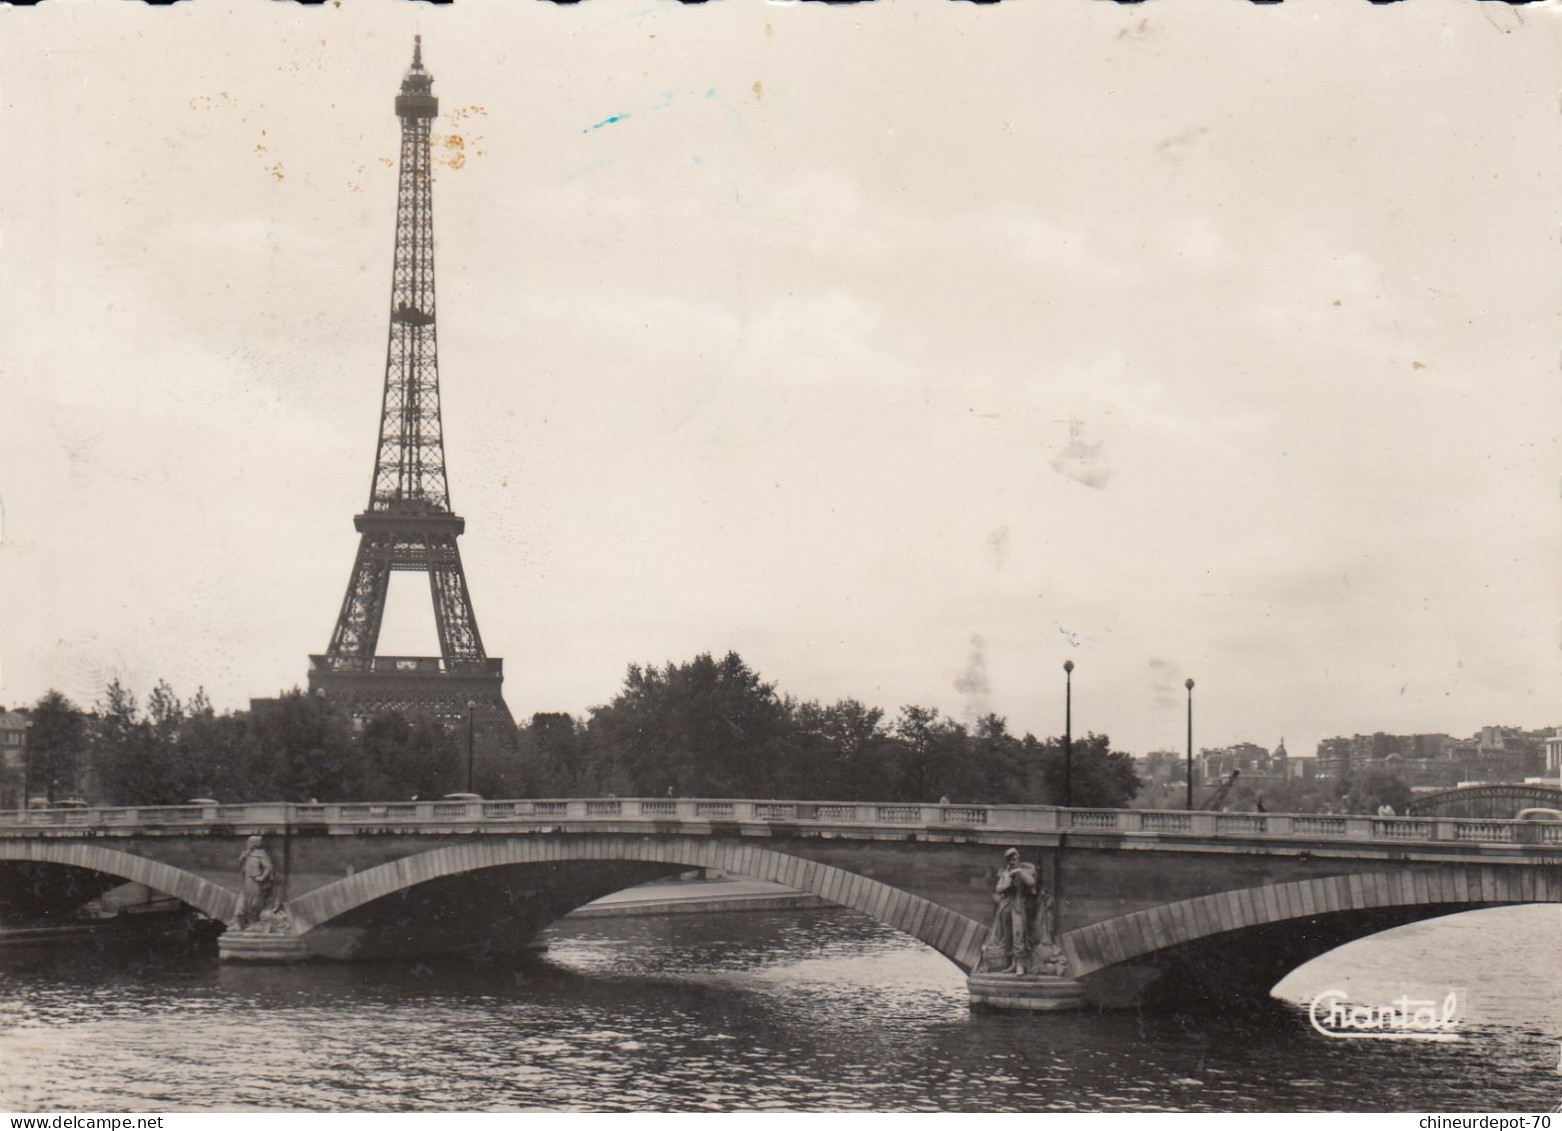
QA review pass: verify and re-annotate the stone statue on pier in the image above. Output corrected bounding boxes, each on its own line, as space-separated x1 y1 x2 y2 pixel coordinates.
234 835 289 933
977 847 1069 977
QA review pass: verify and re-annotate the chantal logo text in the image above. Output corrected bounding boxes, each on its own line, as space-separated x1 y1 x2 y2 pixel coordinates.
1308 989 1462 1042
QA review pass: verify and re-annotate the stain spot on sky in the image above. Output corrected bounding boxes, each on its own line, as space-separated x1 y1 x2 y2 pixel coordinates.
1050 420 1111 490
987 525 1010 573
583 114 629 134
1157 125 1208 166
953 634 990 723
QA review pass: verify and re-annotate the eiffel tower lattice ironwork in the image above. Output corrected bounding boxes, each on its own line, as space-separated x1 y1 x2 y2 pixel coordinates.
309 38 513 731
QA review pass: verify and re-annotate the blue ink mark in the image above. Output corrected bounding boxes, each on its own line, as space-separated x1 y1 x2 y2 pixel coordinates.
583 114 630 134
661 89 676 104
692 156 703 166
705 88 717 99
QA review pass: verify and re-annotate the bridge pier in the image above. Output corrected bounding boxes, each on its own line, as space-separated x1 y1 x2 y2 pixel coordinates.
967 973 1087 1011
217 931 310 962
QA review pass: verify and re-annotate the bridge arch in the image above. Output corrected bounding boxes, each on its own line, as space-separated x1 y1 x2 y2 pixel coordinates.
1062 864 1562 1001
0 840 237 924
1406 784 1562 820
287 835 990 970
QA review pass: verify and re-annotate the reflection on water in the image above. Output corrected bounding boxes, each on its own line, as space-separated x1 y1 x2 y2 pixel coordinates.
0 905 1558 1111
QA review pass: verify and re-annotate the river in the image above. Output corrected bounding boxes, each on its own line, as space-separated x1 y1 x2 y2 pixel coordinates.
0 903 1558 1112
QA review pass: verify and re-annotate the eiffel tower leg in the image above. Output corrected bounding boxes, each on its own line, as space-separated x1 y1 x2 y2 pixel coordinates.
327 533 394 660
428 538 486 664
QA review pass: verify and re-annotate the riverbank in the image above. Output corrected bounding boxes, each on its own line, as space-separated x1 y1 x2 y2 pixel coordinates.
564 877 826 919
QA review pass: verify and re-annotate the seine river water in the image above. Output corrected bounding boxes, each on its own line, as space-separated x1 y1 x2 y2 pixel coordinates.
0 903 1558 1112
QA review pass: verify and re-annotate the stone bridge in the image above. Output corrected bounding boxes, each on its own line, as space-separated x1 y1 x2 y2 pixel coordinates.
3 797 1559 1009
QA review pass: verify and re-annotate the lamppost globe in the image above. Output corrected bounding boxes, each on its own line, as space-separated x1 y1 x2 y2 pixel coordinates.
1064 660 1074 674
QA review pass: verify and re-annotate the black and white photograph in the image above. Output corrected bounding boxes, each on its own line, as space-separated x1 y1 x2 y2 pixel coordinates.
0 0 1559 1114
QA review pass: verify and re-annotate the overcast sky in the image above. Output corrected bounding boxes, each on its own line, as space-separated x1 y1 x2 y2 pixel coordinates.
1 0 1558 761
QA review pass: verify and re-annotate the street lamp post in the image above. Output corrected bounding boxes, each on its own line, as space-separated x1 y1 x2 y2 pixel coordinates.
466 701 477 795
1063 660 1074 809
1185 678 1196 810
22 720 33 809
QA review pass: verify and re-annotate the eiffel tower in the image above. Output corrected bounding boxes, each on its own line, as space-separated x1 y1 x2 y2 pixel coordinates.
309 39 514 735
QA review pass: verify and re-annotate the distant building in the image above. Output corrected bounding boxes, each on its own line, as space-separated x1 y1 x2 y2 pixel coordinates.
1134 751 1185 785
1198 740 1288 790
1314 727 1553 788
0 710 28 810
1543 729 1562 782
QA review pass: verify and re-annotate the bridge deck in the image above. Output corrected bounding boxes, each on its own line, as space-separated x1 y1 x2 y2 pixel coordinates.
2 798 1558 853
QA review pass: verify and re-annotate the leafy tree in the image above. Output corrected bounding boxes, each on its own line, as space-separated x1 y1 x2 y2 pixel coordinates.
26 690 87 802
585 652 796 798
890 705 967 802
245 690 358 802
520 711 586 797
789 698 894 800
355 712 463 800
1036 732 1141 808
1342 770 1413 816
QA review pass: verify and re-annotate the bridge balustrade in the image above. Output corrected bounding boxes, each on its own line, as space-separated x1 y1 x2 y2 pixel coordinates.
1292 816 1347 837
815 804 860 821
941 807 988 826
0 799 1557 852
1069 809 1120 829
1214 814 1265 835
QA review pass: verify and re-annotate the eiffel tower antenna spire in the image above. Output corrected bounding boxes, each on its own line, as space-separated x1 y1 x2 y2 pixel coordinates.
309 41 514 738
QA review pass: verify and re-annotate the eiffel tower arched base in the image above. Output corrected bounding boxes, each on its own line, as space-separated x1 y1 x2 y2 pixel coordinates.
307 654 515 733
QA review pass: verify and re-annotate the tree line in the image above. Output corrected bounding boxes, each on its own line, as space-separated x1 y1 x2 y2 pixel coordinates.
518 651 1139 806
20 683 464 807
12 651 1142 808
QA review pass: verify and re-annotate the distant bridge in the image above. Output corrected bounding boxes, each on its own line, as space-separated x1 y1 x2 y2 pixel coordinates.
3 797 1558 1009
1406 783 1562 820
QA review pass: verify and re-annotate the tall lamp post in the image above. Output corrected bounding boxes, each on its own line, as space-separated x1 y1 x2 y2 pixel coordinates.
22 720 33 810
466 700 477 795
1063 660 1074 808
1185 678 1196 810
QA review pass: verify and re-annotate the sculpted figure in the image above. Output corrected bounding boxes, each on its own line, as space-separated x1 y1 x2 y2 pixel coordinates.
991 847 1040 974
978 847 1069 977
235 835 277 930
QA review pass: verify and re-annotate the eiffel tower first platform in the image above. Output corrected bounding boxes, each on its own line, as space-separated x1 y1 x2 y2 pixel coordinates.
309 39 514 734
